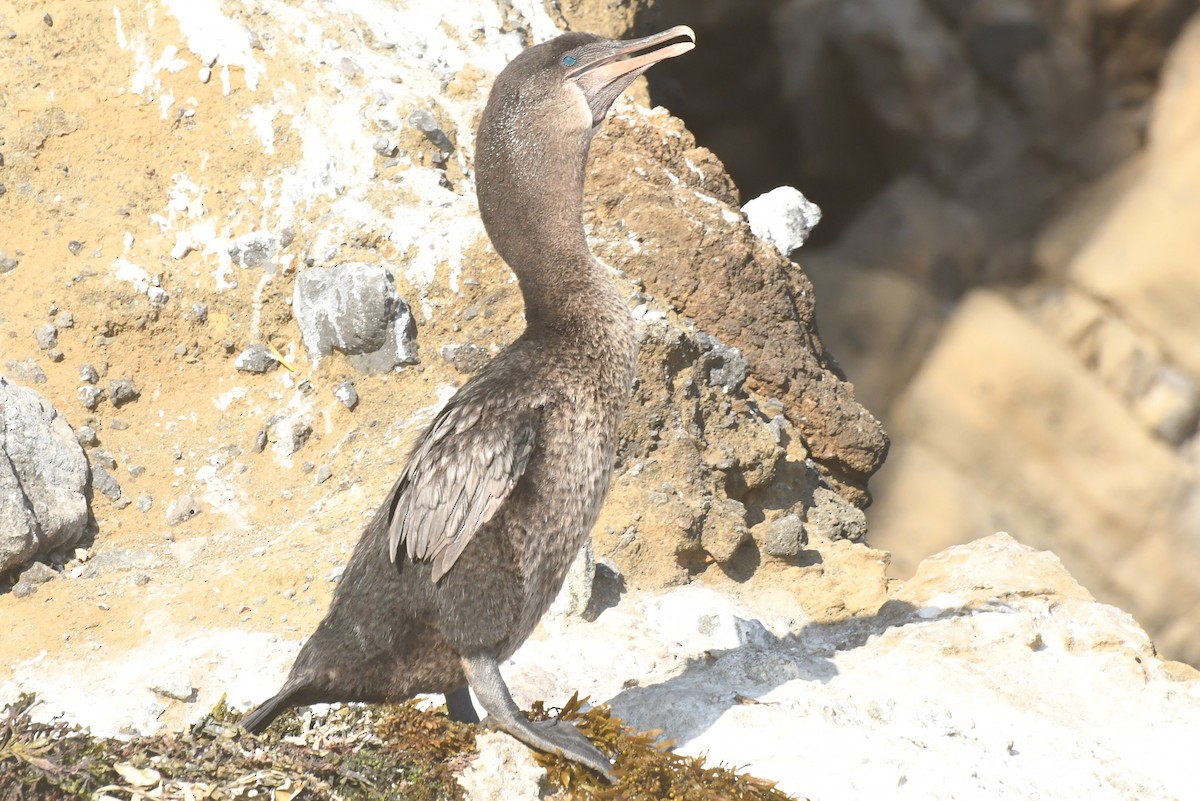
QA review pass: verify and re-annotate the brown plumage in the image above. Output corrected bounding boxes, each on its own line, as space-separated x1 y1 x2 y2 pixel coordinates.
241 26 696 780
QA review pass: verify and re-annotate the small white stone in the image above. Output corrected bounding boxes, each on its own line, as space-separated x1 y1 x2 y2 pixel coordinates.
198 66 211 84
742 186 823 255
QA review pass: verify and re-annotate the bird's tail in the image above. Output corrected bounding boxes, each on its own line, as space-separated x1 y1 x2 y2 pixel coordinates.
240 687 301 734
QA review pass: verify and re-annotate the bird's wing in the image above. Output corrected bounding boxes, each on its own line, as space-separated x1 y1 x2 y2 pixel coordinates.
387 397 542 582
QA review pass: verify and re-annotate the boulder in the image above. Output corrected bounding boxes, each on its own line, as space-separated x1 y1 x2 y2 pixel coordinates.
0 375 90 573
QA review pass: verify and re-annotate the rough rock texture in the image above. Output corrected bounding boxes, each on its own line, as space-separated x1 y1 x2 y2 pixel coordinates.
293 262 419 373
491 534 1200 801
868 14 1200 666
0 0 877 743
587 115 888 503
0 375 90 573
644 0 1200 665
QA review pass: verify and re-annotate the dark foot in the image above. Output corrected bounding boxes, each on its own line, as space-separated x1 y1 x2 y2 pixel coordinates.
462 652 616 783
445 684 480 724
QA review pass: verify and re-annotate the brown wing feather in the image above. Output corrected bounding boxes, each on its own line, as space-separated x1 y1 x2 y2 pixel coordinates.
387 398 542 582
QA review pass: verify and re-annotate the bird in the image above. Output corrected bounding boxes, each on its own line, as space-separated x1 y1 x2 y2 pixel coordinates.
240 25 696 781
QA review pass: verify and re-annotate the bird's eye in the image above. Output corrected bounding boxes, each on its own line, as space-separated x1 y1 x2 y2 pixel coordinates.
562 55 576 67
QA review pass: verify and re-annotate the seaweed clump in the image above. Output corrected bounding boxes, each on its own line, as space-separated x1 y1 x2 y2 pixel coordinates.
0 692 805 801
0 693 464 800
528 694 804 801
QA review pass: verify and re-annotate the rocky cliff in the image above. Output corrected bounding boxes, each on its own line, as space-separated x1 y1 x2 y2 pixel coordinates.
1 1 1198 799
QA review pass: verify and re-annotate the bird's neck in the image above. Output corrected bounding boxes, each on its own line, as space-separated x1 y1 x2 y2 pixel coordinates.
477 135 625 337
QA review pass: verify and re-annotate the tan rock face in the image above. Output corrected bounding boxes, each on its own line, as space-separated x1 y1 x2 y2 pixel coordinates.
586 114 889 503
0 0 887 732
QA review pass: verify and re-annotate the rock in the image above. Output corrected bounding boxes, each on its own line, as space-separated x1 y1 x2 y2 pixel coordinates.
107 378 139 407
408 108 455 153
110 418 130 431
89 449 117 470
0 375 90 573
270 417 312 457
741 185 822 254
868 290 1200 660
18 561 59 586
0 252 18 273
137 494 153 513
293 263 418 373
77 385 104 409
5 357 46 385
760 513 807 558
804 486 867 542
314 465 331 484
333 380 358 410
457 732 545 801
228 231 278 271
92 467 123 501
165 493 201 526
79 363 99 384
696 333 747 394
234 344 278 374
586 112 887 503
191 302 208 323
75 426 98 447
149 679 195 702
700 497 750 564
34 322 58 350
497 533 1198 801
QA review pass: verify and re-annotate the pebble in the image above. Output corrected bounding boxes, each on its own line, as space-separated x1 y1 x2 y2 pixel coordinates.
137 494 153 513
150 679 194 702
282 588 297 599
7 357 47 384
98 602 110 611
115 496 132 509
67 241 84 256
0 253 18 273
373 135 398 157
90 449 117 470
132 572 151 586
408 108 454 153
174 345 188 357
762 513 808 558
108 377 140 407
315 465 332 484
301 460 315 473
47 349 64 362
334 379 359 410
92 467 123 501
129 464 145 478
34 322 58 350
192 303 208 323
79 363 99 383
110 418 130 431
78 385 104 409
55 310 75 329
19 562 58 586
43 12 52 27
198 66 211 83
234 343 278 373
166 493 201 525
75 425 98 446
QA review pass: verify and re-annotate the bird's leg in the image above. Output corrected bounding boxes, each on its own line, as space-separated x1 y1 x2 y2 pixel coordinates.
445 684 480 724
462 651 617 783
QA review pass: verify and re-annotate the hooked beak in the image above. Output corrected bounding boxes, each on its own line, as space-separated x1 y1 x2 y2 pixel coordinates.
566 25 696 126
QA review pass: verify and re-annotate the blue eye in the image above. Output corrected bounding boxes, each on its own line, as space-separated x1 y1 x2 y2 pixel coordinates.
562 55 576 67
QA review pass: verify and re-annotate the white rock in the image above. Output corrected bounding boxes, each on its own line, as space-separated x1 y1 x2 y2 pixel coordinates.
742 185 822 254
457 732 546 801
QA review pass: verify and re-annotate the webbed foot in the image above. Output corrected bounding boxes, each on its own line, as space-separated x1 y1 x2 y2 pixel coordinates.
462 651 616 783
